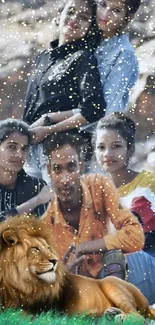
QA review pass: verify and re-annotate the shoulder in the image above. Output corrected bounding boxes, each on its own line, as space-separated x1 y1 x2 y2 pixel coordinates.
96 33 137 63
136 170 155 188
18 170 46 192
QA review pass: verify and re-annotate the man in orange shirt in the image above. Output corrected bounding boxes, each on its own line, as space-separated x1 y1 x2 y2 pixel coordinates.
42 132 144 278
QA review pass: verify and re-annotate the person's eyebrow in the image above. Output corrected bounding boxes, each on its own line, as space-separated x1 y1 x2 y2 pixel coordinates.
7 141 18 145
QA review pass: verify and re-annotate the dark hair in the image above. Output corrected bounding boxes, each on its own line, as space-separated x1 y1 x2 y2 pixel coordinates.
60 0 100 48
92 112 136 151
44 132 85 158
0 119 31 144
143 75 155 96
125 0 141 15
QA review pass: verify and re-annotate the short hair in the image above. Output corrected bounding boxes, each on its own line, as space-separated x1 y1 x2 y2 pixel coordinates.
92 112 136 151
0 119 31 144
125 0 141 15
43 132 85 159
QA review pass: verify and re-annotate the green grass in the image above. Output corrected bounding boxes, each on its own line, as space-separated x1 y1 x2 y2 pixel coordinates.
0 309 154 325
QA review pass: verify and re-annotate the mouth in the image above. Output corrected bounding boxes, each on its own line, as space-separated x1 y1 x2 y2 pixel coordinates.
99 19 109 24
36 268 54 275
67 24 78 31
11 161 23 166
103 160 116 165
59 187 73 195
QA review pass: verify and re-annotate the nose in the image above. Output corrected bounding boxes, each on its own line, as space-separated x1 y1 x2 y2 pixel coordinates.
61 172 70 185
104 148 113 157
49 259 58 268
101 8 110 19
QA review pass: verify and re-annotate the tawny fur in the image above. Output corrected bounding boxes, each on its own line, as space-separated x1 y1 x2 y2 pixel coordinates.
0 216 154 321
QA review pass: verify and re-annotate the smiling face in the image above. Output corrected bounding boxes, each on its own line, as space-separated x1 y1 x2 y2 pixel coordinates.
96 0 127 37
0 132 29 173
95 128 129 173
48 144 81 206
59 0 93 43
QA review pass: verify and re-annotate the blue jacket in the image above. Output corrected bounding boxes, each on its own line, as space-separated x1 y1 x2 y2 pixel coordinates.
95 33 139 114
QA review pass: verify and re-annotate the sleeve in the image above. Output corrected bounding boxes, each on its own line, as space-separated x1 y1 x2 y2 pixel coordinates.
23 53 43 123
32 178 48 217
76 53 106 123
100 50 139 115
0 208 19 222
101 177 144 253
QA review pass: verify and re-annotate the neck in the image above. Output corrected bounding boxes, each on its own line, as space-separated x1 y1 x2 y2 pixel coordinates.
58 35 68 47
110 167 138 189
101 29 120 39
0 167 18 189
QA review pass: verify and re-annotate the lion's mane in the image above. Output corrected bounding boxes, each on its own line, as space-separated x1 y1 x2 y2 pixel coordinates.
0 216 71 314
0 216 155 321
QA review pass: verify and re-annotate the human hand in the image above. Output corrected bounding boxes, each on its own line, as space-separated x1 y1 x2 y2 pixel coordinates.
62 243 85 274
36 185 54 205
30 126 52 144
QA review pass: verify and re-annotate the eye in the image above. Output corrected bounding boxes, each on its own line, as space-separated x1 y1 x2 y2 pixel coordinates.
8 144 17 150
112 8 121 14
68 162 77 171
53 165 62 174
98 1 106 8
97 145 105 150
31 247 40 253
112 144 122 149
22 146 29 152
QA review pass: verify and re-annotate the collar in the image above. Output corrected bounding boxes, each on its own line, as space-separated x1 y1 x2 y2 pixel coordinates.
48 37 92 60
50 179 93 226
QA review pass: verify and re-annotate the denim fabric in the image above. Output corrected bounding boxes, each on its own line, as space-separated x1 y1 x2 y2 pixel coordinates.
95 33 139 114
97 250 155 305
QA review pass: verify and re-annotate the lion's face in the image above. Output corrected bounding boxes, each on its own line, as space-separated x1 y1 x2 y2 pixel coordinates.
0 216 66 309
27 238 58 284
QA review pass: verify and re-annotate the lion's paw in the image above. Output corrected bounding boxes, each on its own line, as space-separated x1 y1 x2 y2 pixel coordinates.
115 313 126 324
104 307 124 321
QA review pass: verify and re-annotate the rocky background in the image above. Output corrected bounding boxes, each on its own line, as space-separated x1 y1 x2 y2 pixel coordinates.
0 0 155 170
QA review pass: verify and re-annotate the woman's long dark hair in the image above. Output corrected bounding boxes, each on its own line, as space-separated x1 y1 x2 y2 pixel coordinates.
0 119 31 144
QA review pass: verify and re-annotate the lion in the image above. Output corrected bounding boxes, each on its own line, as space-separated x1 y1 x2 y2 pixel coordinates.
0 216 154 322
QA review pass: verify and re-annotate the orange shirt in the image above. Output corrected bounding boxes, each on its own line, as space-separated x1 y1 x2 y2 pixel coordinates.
43 174 144 278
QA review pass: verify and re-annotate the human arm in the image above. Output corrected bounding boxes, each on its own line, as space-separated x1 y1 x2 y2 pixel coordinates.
16 185 52 215
30 113 88 144
101 176 144 252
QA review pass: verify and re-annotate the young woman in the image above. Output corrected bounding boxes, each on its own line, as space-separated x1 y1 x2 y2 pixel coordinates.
23 0 105 182
94 0 140 115
0 119 50 221
94 112 155 254
93 112 155 304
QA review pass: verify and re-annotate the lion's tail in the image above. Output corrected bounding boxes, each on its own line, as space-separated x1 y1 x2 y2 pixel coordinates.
146 306 155 320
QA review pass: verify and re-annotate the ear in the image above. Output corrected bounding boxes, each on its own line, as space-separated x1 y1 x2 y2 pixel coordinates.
128 144 135 158
2 229 19 247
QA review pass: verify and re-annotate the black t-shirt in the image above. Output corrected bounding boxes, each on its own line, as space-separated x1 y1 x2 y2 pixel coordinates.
0 169 47 222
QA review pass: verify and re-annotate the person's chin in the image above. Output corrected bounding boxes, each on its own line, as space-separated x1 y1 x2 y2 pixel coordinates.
10 164 23 173
102 162 118 173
